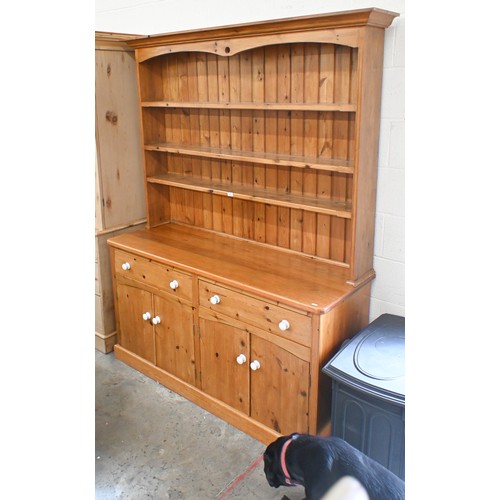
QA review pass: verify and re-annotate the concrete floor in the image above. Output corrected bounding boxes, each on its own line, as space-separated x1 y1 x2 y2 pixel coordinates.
95 350 306 499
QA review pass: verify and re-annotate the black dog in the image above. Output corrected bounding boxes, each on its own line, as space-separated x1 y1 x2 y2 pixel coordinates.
264 433 405 500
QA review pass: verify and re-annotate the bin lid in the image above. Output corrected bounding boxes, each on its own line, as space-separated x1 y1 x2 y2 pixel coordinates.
322 314 405 406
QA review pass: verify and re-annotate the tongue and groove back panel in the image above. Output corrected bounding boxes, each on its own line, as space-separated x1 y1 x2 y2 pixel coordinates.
139 42 357 267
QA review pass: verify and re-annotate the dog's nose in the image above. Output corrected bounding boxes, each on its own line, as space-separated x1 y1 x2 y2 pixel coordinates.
265 474 279 488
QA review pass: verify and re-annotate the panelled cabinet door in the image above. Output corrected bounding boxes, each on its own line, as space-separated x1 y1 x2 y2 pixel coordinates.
154 295 195 385
116 283 155 363
250 335 310 435
199 318 250 414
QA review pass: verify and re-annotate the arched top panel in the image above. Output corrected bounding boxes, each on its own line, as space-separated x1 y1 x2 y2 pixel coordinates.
136 28 359 63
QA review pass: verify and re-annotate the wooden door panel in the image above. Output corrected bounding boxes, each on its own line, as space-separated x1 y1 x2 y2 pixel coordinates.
116 283 154 363
250 335 310 434
154 296 195 385
199 317 249 414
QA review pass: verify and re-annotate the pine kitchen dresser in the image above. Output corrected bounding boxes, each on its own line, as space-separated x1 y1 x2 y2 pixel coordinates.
107 8 399 444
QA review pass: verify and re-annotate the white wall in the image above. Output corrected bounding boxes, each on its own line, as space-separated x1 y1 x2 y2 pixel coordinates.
96 0 405 321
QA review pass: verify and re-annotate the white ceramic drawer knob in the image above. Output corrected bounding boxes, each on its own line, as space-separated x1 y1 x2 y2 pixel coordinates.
236 354 247 365
250 360 261 371
122 262 131 271
142 312 151 321
152 316 161 325
278 320 290 331
169 280 179 290
210 295 221 305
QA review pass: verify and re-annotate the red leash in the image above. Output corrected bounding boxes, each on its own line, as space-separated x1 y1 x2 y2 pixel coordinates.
215 454 263 499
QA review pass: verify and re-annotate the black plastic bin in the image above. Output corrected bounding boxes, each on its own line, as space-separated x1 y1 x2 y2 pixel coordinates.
322 314 405 479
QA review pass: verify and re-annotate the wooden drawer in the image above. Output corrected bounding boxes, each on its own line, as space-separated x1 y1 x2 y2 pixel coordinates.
114 249 192 303
199 280 312 347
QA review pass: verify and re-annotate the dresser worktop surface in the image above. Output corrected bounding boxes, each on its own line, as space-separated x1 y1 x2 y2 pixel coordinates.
107 223 370 314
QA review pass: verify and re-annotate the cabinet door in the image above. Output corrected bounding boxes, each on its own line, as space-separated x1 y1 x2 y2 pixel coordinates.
250 335 310 435
154 295 195 385
116 283 154 363
199 317 250 414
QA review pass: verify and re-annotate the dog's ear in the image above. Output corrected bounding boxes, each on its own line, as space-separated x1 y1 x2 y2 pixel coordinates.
263 437 281 467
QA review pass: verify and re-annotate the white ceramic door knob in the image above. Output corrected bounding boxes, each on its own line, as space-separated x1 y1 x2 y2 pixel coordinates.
250 360 261 371
169 280 179 290
278 320 290 331
142 312 151 321
152 316 161 325
210 295 221 305
122 262 131 270
236 354 247 365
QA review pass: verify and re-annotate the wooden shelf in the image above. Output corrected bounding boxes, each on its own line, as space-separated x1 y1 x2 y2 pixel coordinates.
141 101 357 112
147 173 352 218
144 142 354 174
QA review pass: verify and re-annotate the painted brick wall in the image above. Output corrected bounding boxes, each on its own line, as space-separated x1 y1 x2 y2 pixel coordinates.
95 0 405 322
370 2 405 321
